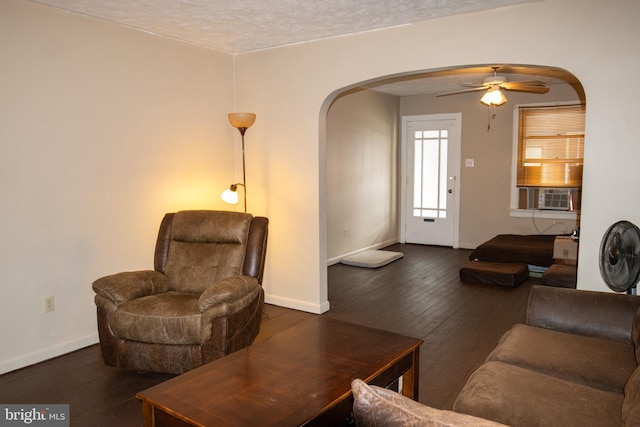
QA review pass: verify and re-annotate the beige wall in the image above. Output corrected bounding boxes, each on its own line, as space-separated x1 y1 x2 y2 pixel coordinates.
235 0 640 313
401 84 583 248
326 90 400 263
0 0 235 373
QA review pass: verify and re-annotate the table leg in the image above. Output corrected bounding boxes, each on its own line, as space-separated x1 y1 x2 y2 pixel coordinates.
141 401 154 427
401 347 420 400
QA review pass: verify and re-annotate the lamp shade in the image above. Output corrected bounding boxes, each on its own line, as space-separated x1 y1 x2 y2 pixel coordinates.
228 112 256 129
480 87 507 106
221 187 239 205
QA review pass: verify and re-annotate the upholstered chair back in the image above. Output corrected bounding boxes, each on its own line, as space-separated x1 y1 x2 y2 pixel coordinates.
158 211 253 294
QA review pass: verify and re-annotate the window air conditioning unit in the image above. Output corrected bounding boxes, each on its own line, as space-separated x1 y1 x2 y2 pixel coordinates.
538 188 571 211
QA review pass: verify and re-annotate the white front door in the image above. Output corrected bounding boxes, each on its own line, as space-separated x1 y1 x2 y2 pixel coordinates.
402 114 461 247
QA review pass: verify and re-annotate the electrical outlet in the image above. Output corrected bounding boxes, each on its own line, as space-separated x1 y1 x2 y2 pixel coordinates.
43 296 55 313
465 158 475 167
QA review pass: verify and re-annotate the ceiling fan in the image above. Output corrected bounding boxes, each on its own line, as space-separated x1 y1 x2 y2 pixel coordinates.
436 67 550 105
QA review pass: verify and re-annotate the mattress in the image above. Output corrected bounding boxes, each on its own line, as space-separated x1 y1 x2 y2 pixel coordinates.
469 234 561 267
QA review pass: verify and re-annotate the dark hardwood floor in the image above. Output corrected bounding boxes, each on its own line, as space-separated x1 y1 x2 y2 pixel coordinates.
325 243 533 409
0 244 535 426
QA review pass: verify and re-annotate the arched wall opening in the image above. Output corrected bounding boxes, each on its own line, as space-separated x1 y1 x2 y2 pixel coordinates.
320 64 585 306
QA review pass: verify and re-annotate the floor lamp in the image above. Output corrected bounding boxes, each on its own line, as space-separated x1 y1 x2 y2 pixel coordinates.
221 112 256 213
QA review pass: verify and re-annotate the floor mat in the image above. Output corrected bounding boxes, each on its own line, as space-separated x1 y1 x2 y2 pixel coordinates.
340 249 404 268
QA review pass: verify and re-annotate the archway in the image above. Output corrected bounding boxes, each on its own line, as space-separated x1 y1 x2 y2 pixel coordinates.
320 64 585 304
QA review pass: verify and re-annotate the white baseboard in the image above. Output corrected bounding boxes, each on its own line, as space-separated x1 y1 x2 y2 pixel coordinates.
458 242 478 250
327 239 399 266
0 332 99 375
264 294 330 314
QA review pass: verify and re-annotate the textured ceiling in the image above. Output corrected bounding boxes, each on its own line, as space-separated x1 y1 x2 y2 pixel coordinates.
33 0 537 54
31 0 578 96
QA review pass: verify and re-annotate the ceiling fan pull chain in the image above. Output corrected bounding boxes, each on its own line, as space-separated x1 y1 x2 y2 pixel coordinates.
487 106 491 131
487 105 497 131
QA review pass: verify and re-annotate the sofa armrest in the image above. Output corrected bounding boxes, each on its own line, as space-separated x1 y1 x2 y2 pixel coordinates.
198 275 261 315
526 285 640 343
92 270 169 306
351 379 507 427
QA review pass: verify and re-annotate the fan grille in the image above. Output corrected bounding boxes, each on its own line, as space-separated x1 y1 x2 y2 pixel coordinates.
599 221 640 292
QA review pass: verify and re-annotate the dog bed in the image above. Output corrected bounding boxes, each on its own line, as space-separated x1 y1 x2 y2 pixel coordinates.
460 260 529 287
340 250 404 268
469 234 560 267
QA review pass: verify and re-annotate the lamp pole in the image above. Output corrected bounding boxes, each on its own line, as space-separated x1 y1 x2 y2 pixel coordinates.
238 127 247 213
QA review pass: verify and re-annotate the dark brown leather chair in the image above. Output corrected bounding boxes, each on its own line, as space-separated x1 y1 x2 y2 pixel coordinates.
92 210 268 374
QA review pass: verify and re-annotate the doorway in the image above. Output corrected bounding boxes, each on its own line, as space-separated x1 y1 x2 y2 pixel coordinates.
401 113 461 247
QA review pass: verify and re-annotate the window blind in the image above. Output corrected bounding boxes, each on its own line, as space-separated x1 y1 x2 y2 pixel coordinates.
517 104 585 188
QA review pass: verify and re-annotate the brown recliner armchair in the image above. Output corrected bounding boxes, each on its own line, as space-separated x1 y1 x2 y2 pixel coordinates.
92 210 268 374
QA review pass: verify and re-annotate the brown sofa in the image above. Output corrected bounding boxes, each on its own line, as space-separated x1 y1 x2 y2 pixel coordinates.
353 285 640 426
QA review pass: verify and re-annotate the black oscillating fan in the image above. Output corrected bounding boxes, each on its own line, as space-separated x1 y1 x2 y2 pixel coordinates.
599 221 640 294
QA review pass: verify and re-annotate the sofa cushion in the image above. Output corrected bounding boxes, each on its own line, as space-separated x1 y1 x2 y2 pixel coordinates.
453 361 624 427
112 292 201 345
623 366 640 426
486 324 636 393
633 306 640 364
351 379 506 427
526 285 640 344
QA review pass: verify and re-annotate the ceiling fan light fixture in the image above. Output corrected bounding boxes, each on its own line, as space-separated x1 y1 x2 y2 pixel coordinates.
480 87 507 106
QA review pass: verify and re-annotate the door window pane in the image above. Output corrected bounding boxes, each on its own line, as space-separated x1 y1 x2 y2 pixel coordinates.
413 129 448 218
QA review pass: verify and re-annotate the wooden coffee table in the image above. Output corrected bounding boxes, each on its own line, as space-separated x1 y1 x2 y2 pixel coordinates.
137 316 423 426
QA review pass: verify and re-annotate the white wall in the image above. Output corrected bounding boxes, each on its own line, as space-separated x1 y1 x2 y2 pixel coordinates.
326 90 400 263
0 0 236 373
235 0 640 314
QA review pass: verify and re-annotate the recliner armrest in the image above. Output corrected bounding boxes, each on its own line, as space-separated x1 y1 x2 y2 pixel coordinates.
198 275 261 314
526 285 640 343
92 270 170 306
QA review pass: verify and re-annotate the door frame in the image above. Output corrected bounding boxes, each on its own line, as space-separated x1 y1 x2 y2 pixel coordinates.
399 113 462 248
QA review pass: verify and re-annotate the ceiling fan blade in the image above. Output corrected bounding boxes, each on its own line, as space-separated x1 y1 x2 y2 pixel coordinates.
503 85 550 94
502 80 547 89
436 87 488 97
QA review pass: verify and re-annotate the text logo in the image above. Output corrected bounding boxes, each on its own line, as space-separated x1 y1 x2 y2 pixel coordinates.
0 405 69 426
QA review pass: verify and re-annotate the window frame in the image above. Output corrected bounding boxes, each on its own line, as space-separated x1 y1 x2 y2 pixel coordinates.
509 101 584 219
